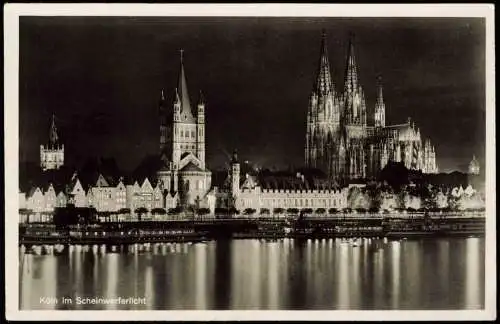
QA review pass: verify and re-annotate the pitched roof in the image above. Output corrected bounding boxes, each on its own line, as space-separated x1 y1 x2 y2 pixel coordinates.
20 166 76 195
180 161 203 172
177 53 195 123
256 170 339 190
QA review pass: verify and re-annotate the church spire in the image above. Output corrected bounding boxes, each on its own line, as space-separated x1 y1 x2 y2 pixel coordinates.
374 75 386 128
177 49 195 123
198 90 205 105
376 75 384 105
314 29 334 96
49 113 59 146
344 33 359 93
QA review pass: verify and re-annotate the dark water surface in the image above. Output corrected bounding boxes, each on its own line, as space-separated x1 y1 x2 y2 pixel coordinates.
19 237 485 310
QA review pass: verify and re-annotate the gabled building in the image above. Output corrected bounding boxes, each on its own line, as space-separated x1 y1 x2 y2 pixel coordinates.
26 186 45 213
56 191 67 208
87 174 117 212
43 183 57 211
126 177 165 215
67 173 88 208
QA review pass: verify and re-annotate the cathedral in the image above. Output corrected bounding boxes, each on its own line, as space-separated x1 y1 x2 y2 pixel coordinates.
305 32 438 181
157 52 212 208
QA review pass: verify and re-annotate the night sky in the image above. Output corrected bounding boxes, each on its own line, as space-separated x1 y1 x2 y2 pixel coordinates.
19 17 486 173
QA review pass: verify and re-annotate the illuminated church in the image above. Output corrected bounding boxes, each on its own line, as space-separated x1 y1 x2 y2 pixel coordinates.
40 114 64 171
156 52 212 208
305 32 439 181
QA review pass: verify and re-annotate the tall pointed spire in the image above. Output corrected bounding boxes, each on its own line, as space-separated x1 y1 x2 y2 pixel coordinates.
376 75 384 105
314 29 334 96
374 75 386 127
344 32 359 93
177 49 195 123
49 113 59 146
198 90 205 105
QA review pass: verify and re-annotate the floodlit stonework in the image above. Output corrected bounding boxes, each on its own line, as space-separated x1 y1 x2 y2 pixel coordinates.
305 32 438 181
157 52 213 209
468 155 480 175
40 114 64 171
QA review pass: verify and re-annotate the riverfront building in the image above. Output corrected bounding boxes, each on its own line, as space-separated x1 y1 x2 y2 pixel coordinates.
305 33 438 181
210 152 349 215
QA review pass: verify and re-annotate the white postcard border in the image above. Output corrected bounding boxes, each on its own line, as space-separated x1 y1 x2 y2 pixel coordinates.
4 3 496 321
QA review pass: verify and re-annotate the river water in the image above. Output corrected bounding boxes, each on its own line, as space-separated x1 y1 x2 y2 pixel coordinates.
19 237 484 310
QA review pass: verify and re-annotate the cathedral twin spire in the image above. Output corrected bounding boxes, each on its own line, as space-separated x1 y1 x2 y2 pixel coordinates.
344 34 359 94
314 31 361 97
311 31 385 127
374 76 386 127
307 30 438 178
314 30 335 96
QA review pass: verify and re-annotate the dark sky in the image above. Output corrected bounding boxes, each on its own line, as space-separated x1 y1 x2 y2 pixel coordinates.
19 17 486 173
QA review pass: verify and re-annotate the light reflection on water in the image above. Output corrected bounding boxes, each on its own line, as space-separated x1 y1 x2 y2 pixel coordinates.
19 237 485 310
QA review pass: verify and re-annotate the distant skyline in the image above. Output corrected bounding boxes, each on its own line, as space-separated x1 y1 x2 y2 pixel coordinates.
19 17 486 173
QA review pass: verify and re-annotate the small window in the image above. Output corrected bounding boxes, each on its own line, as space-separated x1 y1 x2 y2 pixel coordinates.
191 131 195 138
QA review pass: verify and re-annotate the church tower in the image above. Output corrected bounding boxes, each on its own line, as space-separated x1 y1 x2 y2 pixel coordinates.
342 34 367 126
341 34 368 180
172 50 198 168
40 114 64 171
197 91 206 169
468 155 480 175
157 51 212 207
305 30 341 176
374 76 386 128
230 150 240 198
